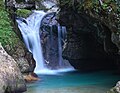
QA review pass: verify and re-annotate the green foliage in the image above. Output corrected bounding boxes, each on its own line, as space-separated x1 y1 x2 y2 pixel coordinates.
16 9 31 18
0 0 19 48
59 0 120 34
0 0 4 8
79 0 120 33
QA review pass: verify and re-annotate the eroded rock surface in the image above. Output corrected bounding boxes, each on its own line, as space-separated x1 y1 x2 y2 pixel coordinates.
59 0 120 71
107 81 120 93
0 43 26 93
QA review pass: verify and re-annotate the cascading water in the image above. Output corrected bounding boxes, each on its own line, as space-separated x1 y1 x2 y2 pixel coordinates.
57 25 67 67
16 10 74 74
25 0 29 2
59 26 67 66
61 26 67 42
58 24 62 67
16 11 47 73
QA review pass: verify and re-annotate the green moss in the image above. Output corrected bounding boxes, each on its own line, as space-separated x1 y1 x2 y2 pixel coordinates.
16 9 31 18
0 0 19 49
0 0 4 8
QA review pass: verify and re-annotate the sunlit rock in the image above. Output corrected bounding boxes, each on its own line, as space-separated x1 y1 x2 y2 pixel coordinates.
23 73 39 82
107 81 120 93
0 43 26 93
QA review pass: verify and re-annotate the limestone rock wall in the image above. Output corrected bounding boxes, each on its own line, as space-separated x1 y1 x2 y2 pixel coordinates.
0 43 26 93
4 0 36 75
58 0 120 71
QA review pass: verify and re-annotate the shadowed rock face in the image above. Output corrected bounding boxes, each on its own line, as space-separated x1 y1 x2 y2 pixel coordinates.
41 30 60 69
62 29 118 71
0 43 26 93
58 1 120 71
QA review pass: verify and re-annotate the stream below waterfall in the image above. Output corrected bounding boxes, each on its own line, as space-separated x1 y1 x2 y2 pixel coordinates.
26 71 120 93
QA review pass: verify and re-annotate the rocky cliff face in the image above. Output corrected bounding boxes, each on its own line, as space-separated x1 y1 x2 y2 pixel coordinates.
58 0 120 71
0 43 26 93
5 0 120 71
0 0 39 83
4 0 37 79
4 39 35 74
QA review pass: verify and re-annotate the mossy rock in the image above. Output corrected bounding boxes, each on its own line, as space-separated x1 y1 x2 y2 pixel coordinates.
16 9 31 18
0 0 20 49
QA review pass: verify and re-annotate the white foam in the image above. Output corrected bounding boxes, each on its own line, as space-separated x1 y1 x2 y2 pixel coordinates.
35 68 75 75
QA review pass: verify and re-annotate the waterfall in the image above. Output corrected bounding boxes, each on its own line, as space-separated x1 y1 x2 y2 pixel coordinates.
61 26 67 42
58 24 62 67
16 10 74 74
25 0 29 2
16 11 47 74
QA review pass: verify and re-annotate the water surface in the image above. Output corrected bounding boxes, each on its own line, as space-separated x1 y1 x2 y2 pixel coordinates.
26 71 120 93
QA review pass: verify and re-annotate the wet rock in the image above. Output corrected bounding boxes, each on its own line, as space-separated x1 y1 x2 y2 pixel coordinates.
115 81 120 93
41 25 72 69
17 58 31 73
0 43 26 93
4 40 35 74
41 30 60 69
58 0 120 72
107 81 120 93
63 31 117 71
112 32 120 54
41 0 58 12
59 4 119 71
4 0 36 75
6 0 35 9
23 73 39 82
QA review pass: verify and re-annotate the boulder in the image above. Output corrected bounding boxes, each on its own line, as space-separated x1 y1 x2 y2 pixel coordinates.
5 40 36 75
23 73 39 82
107 81 120 93
0 43 26 93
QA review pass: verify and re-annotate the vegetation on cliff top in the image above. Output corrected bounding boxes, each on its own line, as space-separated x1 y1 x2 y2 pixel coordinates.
59 0 120 34
0 0 19 49
82 0 120 34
